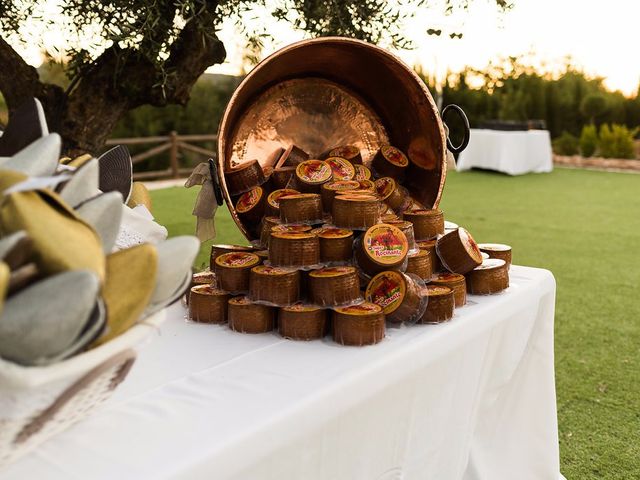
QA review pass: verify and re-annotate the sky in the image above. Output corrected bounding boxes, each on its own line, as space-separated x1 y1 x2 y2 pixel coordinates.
12 0 640 96
210 0 640 96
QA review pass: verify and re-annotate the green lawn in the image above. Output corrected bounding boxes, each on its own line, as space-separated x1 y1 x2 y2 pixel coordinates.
150 168 640 479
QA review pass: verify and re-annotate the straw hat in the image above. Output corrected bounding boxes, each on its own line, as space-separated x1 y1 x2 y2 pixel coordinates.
94 243 158 346
145 236 200 315
0 188 105 282
57 157 100 208
75 191 124 253
0 134 61 177
127 182 152 212
0 270 101 366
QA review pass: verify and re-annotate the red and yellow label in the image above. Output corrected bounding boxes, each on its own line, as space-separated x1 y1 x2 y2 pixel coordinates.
363 224 409 265
374 177 396 200
318 227 352 239
236 187 263 213
355 179 376 192
334 301 382 315
325 157 356 181
459 228 483 262
381 145 409 167
365 271 406 314
353 164 372 181
215 252 260 268
329 145 360 160
267 188 299 208
309 266 355 278
296 160 332 184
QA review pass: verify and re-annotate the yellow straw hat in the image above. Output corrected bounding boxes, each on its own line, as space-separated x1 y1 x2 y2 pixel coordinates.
93 243 158 346
0 188 105 282
126 182 152 212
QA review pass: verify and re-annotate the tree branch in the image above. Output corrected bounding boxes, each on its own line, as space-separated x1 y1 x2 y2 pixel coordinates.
67 9 225 110
0 35 43 108
158 12 227 106
0 35 69 132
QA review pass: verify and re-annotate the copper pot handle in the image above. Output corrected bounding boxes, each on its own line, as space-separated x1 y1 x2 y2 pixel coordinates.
442 104 470 154
208 158 224 206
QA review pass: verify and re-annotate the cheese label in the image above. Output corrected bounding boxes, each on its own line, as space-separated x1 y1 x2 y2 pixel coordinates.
296 160 332 184
236 187 263 213
381 145 409 166
363 224 408 265
366 271 406 314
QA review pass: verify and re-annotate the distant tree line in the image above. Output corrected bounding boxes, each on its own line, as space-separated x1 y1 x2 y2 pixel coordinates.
421 57 639 158
429 57 639 136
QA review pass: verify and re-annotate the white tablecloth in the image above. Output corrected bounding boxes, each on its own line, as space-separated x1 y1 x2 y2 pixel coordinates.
1 266 561 480
457 129 553 175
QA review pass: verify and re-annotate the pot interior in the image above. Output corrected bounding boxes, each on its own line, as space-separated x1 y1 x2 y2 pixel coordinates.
218 38 446 241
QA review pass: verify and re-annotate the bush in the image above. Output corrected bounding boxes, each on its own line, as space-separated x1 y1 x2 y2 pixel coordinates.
553 131 579 155
580 94 608 123
598 124 637 159
579 124 598 157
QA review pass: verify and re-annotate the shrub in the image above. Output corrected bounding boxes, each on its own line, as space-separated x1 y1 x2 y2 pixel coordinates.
579 124 598 157
553 131 579 156
598 124 637 159
580 94 608 123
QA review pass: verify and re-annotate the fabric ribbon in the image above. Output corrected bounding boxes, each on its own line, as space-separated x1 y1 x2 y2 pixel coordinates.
184 162 217 242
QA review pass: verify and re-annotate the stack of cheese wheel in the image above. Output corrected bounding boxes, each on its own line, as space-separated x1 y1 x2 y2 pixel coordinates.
191 142 512 345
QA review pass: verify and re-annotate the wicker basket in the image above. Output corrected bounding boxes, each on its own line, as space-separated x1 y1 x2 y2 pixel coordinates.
0 309 166 468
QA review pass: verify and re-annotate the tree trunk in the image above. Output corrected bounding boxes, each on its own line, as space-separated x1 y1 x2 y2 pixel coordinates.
1 18 226 158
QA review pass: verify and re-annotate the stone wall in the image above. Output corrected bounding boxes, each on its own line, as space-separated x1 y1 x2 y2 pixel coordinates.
553 155 640 172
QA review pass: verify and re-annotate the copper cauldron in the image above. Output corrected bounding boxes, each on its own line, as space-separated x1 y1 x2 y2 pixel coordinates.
215 37 469 241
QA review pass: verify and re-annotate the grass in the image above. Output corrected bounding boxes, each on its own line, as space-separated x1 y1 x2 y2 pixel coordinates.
150 168 640 479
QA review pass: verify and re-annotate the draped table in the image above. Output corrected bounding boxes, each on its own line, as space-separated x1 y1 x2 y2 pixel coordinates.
457 129 553 175
0 266 562 480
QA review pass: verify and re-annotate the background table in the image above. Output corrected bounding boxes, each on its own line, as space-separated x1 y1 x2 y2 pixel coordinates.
457 129 553 175
1 266 562 480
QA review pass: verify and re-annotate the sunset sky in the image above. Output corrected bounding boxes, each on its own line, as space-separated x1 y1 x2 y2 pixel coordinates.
12 0 640 96
211 0 639 96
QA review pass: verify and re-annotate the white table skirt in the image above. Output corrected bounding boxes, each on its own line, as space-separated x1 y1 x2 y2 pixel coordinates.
1 266 561 480
457 129 553 175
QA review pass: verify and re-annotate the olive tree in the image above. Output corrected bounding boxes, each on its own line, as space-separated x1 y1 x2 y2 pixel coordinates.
0 0 511 155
